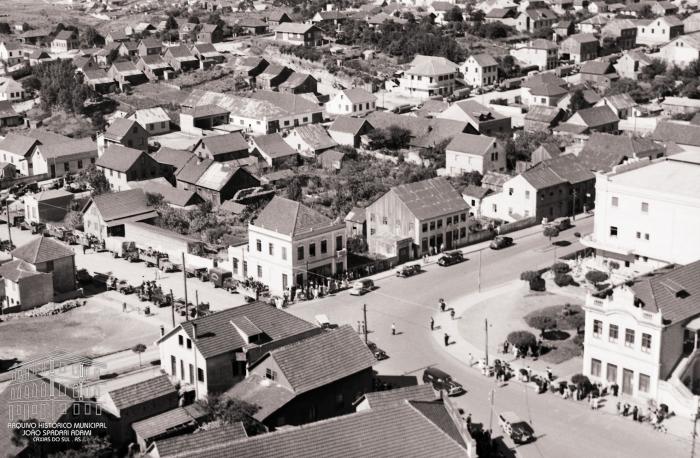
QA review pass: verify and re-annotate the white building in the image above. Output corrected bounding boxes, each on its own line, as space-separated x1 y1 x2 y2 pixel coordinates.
325 87 377 117
510 39 559 71
397 55 460 100
581 153 700 273
582 261 700 418
461 54 498 88
660 32 700 69
445 133 504 176
229 196 347 294
0 77 25 102
127 107 171 136
636 16 684 46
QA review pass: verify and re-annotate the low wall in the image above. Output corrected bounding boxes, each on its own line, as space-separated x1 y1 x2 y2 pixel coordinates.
499 216 537 235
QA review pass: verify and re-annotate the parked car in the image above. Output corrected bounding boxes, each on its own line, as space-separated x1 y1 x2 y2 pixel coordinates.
367 341 388 360
350 279 375 296
552 217 571 230
76 268 91 284
117 280 134 295
490 236 514 250
499 411 535 444
438 251 464 266
422 367 464 396
396 264 421 278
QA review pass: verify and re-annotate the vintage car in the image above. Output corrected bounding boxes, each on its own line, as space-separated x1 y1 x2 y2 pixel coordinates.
437 251 464 266
396 264 421 278
499 411 535 444
422 367 464 396
350 279 375 296
367 341 388 360
490 236 514 250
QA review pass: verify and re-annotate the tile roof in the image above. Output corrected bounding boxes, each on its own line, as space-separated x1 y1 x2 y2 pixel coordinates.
450 100 508 123
579 132 663 171
195 162 250 192
153 147 193 173
525 105 563 123
140 37 162 49
12 236 74 264
139 55 172 68
166 45 195 59
470 53 498 67
199 132 249 156
176 156 211 185
131 404 206 441
253 133 298 159
38 138 97 161
570 105 618 128
329 116 372 135
254 196 335 236
604 93 636 110
182 104 230 118
565 32 599 44
533 154 595 184
361 383 437 409
95 144 147 172
0 133 38 156
528 82 569 97
523 72 567 89
108 374 176 412
166 301 317 359
106 117 143 140
0 258 46 282
274 22 319 34
341 87 377 104
293 124 338 150
521 164 567 189
391 177 469 220
90 188 155 222
652 121 700 147
129 178 202 208
187 401 469 458
446 133 496 156
406 55 459 76
54 30 76 41
631 260 700 324
153 423 247 457
580 60 615 75
192 43 219 54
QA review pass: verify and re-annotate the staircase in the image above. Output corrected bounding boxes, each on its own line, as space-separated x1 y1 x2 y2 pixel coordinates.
659 351 700 418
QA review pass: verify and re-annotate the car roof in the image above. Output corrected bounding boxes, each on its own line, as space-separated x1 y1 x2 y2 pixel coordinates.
424 367 451 378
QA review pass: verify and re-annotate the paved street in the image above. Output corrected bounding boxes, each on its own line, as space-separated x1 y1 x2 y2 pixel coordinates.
286 216 692 458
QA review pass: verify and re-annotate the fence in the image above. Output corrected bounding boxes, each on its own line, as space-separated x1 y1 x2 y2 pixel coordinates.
499 216 538 235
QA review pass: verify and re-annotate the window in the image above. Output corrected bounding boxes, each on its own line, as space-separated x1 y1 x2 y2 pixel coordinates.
186 338 192 349
612 196 618 207
642 333 651 352
429 221 436 230
266 368 277 381
382 216 388 225
639 373 650 393
525 190 530 199
610 226 618 237
508 187 514 196
64 163 69 172
77 160 83 169
641 202 648 213
370 213 375 222
178 335 183 346
607 363 617 383
336 235 343 251
189 364 194 384
461 213 466 222
257 265 262 278
197 368 204 382
625 328 635 347
282 247 287 260
609 324 618 342
644 233 650 241
437 219 442 229
256 239 261 252
446 216 452 225
232 258 238 274
171 355 176 375
591 358 601 377
309 243 316 257
297 246 304 260
593 320 602 337
320 240 327 254
268 243 274 256
636 232 641 239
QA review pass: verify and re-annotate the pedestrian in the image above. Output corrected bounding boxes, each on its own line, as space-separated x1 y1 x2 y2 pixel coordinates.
526 365 532 379
357 320 361 333
450 309 455 320
391 323 396 336
439 298 446 312
430 317 434 331
503 341 509 354
512 345 518 358
616 401 621 415
82 244 86 255
466 413 472 430
468 353 474 366
122 302 126 312
632 406 638 421
444 333 449 346
546 366 553 381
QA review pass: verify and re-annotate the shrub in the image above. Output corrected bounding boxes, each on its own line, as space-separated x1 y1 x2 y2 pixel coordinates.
554 273 574 287
526 315 557 337
574 232 581 238
551 262 570 274
529 276 546 291
572 334 584 347
571 373 591 388
543 226 560 241
585 270 609 284
563 312 586 334
507 330 537 349
520 270 540 282
608 261 620 270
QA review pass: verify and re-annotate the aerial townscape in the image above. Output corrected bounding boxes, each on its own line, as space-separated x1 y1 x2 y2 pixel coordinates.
2 0 700 457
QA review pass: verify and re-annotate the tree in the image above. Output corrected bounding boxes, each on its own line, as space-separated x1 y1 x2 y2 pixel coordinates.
543 226 559 242
0 22 11 34
640 58 666 81
585 269 609 285
385 125 411 149
63 210 84 231
470 9 486 25
564 312 586 334
188 15 200 24
520 270 541 282
132 343 147 367
79 164 110 195
165 15 179 30
507 330 537 349
567 89 589 113
498 55 516 79
201 395 266 436
526 315 557 338
605 78 649 103
82 26 102 47
286 176 303 201
445 6 463 22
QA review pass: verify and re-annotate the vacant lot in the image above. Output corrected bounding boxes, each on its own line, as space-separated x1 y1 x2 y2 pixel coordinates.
0 0 103 30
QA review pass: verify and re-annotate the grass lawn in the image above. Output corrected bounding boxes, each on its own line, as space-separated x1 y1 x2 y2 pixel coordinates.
0 296 160 367
524 304 585 364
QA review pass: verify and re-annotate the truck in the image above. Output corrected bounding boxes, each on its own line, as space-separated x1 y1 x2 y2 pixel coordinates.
105 237 137 259
140 249 167 268
209 267 232 288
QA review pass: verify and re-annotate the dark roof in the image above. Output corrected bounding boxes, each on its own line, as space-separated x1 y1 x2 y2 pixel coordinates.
631 260 700 324
198 132 248 156
108 374 176 411
90 188 156 222
105 118 143 141
254 196 335 237
12 236 74 264
166 45 195 59
132 404 207 441
95 145 146 172
54 30 76 41
153 147 193 172
279 72 315 89
139 37 162 49
130 179 202 208
579 132 663 171
525 106 564 123
451 100 508 124
253 133 298 159
191 401 469 458
531 155 595 185
652 121 700 147
262 325 376 394
570 105 619 128
153 423 247 457
523 72 567 89
361 383 437 409
163 301 317 359
462 185 491 199
528 82 569 97
390 178 469 221
580 60 616 75
521 164 567 189
329 116 372 135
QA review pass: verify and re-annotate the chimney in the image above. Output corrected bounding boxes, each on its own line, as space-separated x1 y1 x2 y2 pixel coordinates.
192 323 197 341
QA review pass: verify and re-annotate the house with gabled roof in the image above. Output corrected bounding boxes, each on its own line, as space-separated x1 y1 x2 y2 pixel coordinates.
237 17 269 35
12 235 76 293
157 300 320 399
164 45 199 72
278 71 317 94
274 23 324 46
197 23 224 43
555 105 619 136
636 16 684 46
24 189 73 224
132 404 208 452
0 258 53 312
0 100 22 128
0 41 23 66
233 196 347 291
328 116 374 147
652 120 700 152
515 8 557 33
560 33 599 63
0 131 71 176
105 29 129 44
50 30 78 53
138 36 163 55
366 177 471 259
192 132 249 162
510 39 559 71
524 106 566 132
96 144 167 191
32 137 98 179
580 60 619 89
326 87 377 117
284 124 338 157
267 11 293 27
175 157 260 206
127 107 171 135
148 423 247 458
602 19 637 50
98 117 149 155
82 188 158 240
251 133 300 169
461 53 499 88
84 69 117 94
98 374 179 447
191 43 224 64
107 60 148 88
446 133 505 176
117 40 139 58
227 325 376 429
660 31 700 69
595 93 637 119
521 72 569 107
577 132 664 172
437 99 512 135
0 76 25 102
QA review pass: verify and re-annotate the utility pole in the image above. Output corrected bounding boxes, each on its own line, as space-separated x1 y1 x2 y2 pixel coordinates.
692 401 699 458
182 253 189 321
195 290 199 315
5 199 12 250
488 388 495 434
484 317 489 367
363 304 368 345
170 288 175 327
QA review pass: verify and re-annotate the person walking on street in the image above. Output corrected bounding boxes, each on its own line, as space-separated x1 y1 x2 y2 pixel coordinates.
391 323 396 335
439 298 446 312
444 333 449 346
430 317 434 331
122 302 126 312
546 366 553 381
468 353 474 366
632 406 638 421
466 413 472 431
450 309 455 320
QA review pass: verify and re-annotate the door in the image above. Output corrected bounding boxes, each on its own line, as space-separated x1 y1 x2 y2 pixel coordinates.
446 231 453 250
49 164 55 178
622 369 633 395
282 274 288 290
398 246 409 263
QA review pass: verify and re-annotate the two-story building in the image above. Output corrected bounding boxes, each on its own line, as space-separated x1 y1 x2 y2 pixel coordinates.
126 107 171 136
510 39 559 71
461 54 498 88
445 133 505 176
660 32 700 69
515 8 557 34
560 33 599 63
50 30 78 53
583 261 700 418
325 88 377 117
0 42 23 66
31 137 98 179
601 19 637 51
366 177 470 259
233 196 346 293
192 132 249 162
96 144 166 191
437 99 512 135
636 16 684 47
98 118 149 156
398 55 461 100
82 188 158 240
